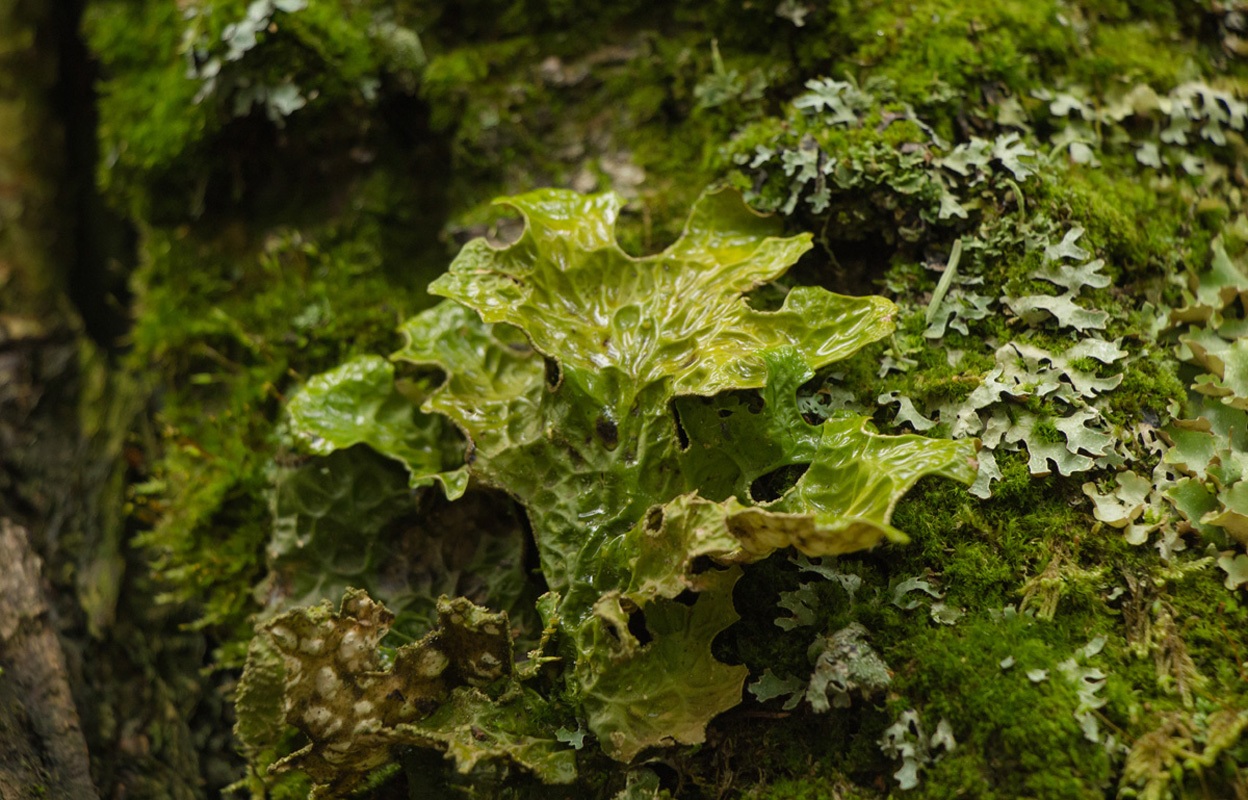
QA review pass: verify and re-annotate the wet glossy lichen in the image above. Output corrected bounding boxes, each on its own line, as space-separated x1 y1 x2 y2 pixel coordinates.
236 187 978 792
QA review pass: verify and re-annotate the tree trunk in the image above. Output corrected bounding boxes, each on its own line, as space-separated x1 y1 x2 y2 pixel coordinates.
0 2 100 797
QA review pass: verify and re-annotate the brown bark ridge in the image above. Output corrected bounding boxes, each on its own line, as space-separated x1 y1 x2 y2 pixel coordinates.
0 519 99 800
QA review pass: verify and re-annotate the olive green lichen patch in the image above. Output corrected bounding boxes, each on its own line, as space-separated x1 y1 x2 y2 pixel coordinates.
572 567 748 763
257 188 976 782
747 623 892 713
411 188 973 759
285 354 469 495
408 186 974 586
263 447 538 643
1127 236 1248 553
879 710 956 791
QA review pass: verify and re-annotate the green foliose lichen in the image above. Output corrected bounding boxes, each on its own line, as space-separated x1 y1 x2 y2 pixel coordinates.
238 187 977 791
90 0 1248 796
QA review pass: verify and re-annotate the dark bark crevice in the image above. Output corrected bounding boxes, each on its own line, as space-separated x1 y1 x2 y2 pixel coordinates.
53 0 135 351
0 4 118 798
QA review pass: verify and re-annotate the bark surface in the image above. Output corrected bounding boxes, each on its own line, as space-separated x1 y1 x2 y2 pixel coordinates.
0 520 99 800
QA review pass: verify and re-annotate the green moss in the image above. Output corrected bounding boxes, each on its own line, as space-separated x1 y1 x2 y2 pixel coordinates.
1034 417 1067 445
892 613 1115 799
1038 162 1187 278
893 463 1088 602
833 0 1074 103
126 173 443 658
743 772 879 800
85 0 211 214
1163 564 1248 690
87 0 1248 795
1106 348 1187 426
725 458 1123 798
86 0 432 220
1081 20 1202 87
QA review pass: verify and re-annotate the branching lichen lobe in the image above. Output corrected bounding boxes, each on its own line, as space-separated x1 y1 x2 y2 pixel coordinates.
242 187 977 789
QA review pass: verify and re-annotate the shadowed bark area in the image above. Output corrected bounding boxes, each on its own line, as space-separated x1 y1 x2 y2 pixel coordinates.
1 0 236 793
0 1 100 797
0 0 75 323
0 521 98 800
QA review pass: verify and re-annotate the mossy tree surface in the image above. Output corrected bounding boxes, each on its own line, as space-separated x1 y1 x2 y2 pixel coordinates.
76 0 1248 798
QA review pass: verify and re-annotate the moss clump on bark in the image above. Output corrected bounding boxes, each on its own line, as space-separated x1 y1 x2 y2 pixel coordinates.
79 0 1248 796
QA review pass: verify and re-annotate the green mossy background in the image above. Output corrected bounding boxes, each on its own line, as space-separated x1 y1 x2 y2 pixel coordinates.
71 0 1248 797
